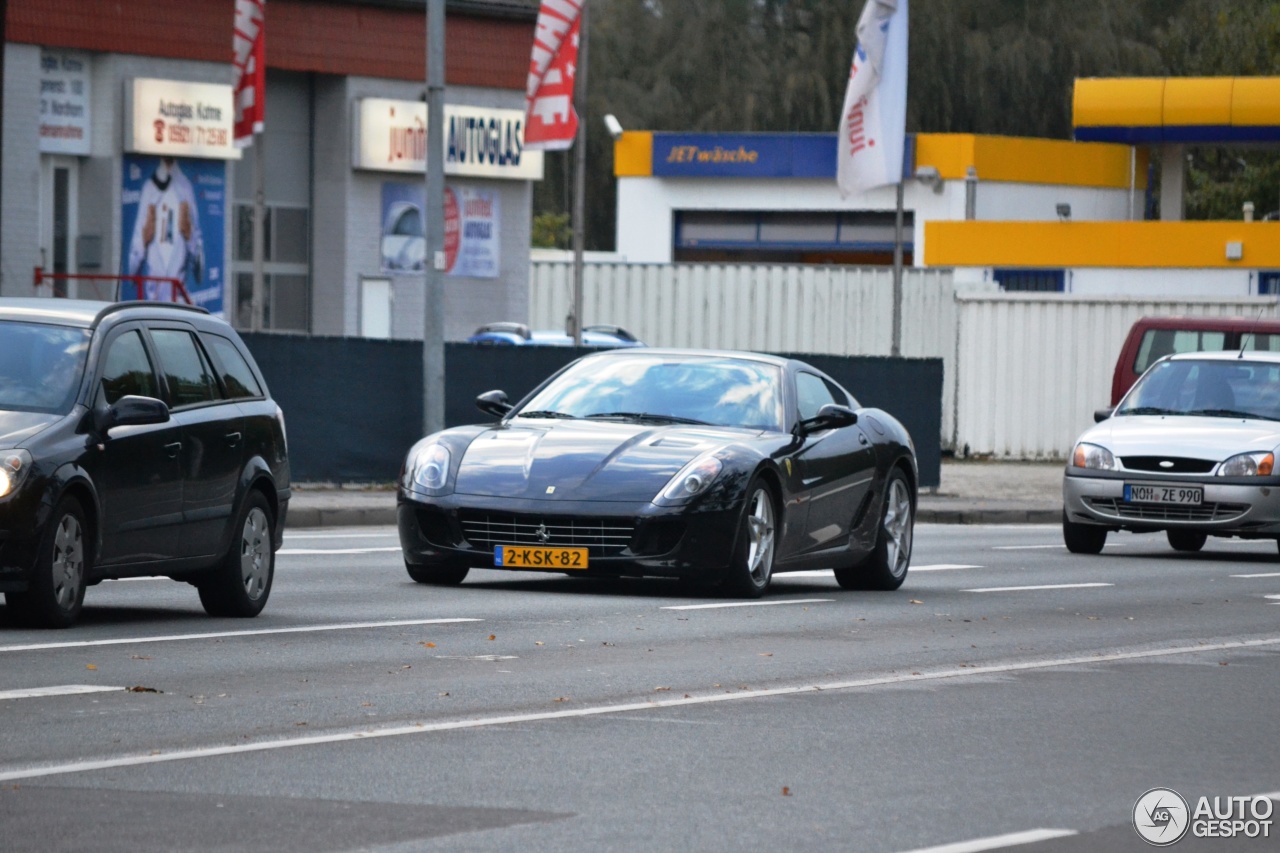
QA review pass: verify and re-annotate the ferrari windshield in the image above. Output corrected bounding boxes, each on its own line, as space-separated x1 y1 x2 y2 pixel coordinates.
517 354 786 431
1117 357 1280 421
0 320 91 414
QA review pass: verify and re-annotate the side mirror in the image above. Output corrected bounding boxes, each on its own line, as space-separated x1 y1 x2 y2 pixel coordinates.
476 389 513 418
95 395 170 434
798 403 858 435
1094 407 1115 423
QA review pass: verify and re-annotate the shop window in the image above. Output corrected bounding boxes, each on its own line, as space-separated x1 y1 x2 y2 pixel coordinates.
993 269 1065 292
232 204 310 333
1258 272 1280 295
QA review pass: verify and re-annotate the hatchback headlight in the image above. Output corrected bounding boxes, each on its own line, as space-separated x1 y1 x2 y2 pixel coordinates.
1218 451 1275 477
1072 442 1117 470
655 455 723 506
0 450 33 499
403 442 452 495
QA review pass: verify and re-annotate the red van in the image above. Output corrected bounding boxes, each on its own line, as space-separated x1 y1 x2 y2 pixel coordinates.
1111 315 1280 404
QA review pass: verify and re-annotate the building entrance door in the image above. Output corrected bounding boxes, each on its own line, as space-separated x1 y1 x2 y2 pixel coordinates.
39 156 79 297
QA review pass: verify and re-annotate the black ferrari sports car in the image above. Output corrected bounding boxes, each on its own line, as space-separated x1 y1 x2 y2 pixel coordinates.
397 349 917 597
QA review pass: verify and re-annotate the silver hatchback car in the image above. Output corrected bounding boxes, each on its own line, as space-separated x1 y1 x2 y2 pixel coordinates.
1063 350 1280 555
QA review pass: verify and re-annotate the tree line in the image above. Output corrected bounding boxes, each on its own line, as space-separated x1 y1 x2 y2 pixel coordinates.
531 0 1280 251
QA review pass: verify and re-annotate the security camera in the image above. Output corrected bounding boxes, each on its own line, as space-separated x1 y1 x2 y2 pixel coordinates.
1056 203 1072 221
603 114 624 140
914 165 943 193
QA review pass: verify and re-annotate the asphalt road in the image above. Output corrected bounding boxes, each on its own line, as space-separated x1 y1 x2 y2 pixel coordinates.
1 524 1278 853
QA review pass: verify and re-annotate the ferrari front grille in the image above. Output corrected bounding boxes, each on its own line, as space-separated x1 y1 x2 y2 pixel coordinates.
1085 498 1249 523
459 512 635 557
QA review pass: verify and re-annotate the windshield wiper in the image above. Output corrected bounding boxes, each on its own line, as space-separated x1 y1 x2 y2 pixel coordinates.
584 411 711 426
1119 406 1180 416
1187 408 1279 421
516 410 577 419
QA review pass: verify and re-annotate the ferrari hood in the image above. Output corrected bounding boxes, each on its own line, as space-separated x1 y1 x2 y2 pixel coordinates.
1081 415 1280 460
0 409 61 448
454 420 743 501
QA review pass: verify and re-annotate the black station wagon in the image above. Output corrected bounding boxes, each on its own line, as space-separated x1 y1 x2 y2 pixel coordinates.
0 299 290 628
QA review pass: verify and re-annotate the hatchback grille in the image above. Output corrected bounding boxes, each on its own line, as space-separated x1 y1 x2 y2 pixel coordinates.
1085 498 1248 522
1120 456 1217 474
458 512 635 557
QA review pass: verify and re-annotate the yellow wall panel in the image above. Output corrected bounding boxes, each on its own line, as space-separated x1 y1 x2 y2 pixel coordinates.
1232 78 1280 126
1073 78 1164 129
613 131 653 177
925 221 1280 269
915 134 1143 189
1163 78 1234 126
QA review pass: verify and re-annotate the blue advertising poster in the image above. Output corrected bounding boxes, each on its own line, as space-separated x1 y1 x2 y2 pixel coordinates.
121 154 227 315
381 181 499 278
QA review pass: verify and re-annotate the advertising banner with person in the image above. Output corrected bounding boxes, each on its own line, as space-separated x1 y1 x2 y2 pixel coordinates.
380 182 500 278
121 154 227 315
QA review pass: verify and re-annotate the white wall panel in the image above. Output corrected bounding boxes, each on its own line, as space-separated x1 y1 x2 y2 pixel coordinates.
954 294 1280 459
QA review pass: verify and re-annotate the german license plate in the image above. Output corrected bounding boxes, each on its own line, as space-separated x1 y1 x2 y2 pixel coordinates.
1123 483 1203 505
494 545 589 569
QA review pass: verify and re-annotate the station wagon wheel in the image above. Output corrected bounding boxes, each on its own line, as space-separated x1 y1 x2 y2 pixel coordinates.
198 490 275 618
835 469 914 591
8 495 89 628
722 481 777 598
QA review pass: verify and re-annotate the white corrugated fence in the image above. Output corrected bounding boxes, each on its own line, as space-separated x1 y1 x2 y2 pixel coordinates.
529 261 1280 459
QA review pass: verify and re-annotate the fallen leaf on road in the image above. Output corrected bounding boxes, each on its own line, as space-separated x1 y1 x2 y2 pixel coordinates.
130 655 152 661
683 694 691 699
488 634 496 641
554 696 570 703
401 665 411 670
759 653 773 657
294 722 308 726
535 641 544 646
361 702 373 707
654 686 671 692
85 664 97 671
909 600 923 605
420 642 436 648
438 692 450 697
602 642 615 646
782 787 791 796
126 686 160 693
1219 661 1229 666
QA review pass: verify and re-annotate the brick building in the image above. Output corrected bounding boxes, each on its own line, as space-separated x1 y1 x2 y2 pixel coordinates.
1 0 541 338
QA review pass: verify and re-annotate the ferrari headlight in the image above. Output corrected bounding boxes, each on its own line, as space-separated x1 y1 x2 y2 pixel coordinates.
655 455 722 506
1072 442 1117 471
1218 451 1275 477
404 442 452 495
0 450 33 499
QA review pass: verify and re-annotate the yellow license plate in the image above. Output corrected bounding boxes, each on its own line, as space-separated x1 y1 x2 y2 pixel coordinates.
494 545 589 569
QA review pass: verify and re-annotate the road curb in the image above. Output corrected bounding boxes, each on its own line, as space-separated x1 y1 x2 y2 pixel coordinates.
917 506 1062 525
285 507 398 529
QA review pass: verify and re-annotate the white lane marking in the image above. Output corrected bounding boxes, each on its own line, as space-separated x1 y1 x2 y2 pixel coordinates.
913 564 982 571
1 635 1277 783
0 618 481 654
1233 572 1280 578
777 570 835 578
964 583 1114 593
992 544 1063 550
779 565 981 579
103 577 165 583
278 547 402 555
661 599 834 611
0 685 125 701
896 828 1078 853
284 532 395 540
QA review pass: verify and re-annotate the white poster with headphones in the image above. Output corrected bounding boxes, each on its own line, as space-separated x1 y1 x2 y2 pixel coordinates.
125 78 241 160
381 182 499 278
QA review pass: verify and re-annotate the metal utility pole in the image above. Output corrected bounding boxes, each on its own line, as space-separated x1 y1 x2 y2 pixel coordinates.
568 2 589 347
423 0 446 435
891 180 904 358
1 0 7 288
251 133 266 330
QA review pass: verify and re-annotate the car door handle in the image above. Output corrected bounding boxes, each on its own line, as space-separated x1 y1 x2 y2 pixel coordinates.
225 432 242 447
858 434 870 446
164 441 182 457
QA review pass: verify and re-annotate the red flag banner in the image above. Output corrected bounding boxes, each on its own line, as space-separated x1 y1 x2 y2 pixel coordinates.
233 0 266 147
524 0 583 151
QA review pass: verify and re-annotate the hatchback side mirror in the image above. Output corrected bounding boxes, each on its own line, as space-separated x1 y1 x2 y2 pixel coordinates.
798 403 858 435
95 395 170 434
476 389 513 418
1094 407 1115 423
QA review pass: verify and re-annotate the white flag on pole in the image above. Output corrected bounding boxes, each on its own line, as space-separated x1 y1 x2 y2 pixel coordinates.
837 0 908 198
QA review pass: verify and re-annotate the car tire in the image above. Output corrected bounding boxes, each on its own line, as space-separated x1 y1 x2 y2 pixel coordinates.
7 495 89 628
834 469 914 591
721 480 777 599
1062 511 1107 554
405 562 469 585
1167 529 1207 552
198 490 275 618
